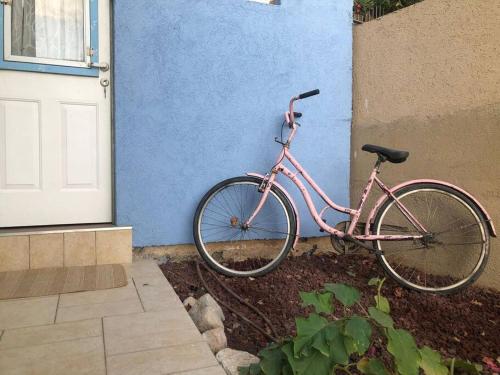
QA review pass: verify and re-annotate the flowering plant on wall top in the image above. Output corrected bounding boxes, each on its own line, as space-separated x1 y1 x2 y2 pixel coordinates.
354 0 422 15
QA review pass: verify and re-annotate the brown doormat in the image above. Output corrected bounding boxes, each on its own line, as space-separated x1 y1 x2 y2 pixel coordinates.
0 264 128 300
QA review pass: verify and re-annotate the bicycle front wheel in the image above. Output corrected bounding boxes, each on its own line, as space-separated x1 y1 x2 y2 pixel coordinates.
373 183 489 294
193 176 297 277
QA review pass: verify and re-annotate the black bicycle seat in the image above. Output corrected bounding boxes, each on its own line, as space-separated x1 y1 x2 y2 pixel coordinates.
362 144 409 163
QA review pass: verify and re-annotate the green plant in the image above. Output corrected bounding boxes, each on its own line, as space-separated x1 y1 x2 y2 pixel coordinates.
354 0 375 14
354 0 423 15
239 278 482 375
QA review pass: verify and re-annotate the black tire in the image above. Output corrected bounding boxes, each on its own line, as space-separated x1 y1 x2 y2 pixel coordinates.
373 183 490 294
193 176 297 277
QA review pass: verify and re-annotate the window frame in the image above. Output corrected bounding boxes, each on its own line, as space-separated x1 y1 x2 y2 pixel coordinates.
0 0 99 77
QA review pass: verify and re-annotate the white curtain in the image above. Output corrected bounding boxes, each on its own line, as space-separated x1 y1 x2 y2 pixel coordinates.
11 0 36 57
35 0 85 61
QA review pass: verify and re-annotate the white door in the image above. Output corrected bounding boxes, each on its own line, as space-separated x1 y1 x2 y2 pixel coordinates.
0 0 111 227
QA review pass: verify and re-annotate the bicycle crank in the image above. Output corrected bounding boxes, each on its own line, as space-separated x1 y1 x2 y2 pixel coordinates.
330 221 364 255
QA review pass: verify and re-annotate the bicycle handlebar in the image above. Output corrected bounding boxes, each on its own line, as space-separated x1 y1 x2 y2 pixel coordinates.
298 89 320 100
288 89 320 127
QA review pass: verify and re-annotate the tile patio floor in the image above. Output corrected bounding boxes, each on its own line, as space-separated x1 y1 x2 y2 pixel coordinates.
0 260 225 375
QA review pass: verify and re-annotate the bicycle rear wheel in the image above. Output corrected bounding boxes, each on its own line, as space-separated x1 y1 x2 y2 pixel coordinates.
373 183 489 294
193 176 297 277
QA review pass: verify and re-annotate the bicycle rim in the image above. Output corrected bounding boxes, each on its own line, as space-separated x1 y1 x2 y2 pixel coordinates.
375 185 488 293
195 179 295 276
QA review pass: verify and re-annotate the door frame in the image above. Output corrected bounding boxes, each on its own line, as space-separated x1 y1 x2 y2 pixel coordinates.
110 0 116 225
0 0 117 228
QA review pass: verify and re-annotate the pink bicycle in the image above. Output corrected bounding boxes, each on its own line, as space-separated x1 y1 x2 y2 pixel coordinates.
193 90 496 294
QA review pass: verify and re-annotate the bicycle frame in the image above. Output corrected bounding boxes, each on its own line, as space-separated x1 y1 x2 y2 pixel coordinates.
244 104 428 243
244 94 496 244
246 145 426 242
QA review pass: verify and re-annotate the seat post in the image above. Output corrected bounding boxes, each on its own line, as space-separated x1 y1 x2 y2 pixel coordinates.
375 155 385 172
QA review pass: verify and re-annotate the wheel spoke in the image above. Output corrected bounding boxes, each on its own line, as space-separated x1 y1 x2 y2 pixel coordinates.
195 179 295 276
375 186 488 293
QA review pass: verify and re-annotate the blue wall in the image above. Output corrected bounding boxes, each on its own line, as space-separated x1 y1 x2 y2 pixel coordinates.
114 0 353 246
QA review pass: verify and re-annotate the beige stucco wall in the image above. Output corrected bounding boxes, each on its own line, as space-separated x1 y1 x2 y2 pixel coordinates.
351 0 500 290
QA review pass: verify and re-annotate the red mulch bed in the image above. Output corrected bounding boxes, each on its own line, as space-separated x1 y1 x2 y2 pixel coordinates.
160 253 499 365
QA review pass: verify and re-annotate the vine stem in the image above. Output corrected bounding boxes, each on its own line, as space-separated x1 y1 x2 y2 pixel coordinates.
198 262 279 338
163 268 200 289
450 357 455 375
356 301 369 318
195 262 279 343
377 278 386 302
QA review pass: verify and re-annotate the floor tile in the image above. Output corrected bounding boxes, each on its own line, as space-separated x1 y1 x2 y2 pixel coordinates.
0 336 105 375
59 282 137 307
125 264 165 286
103 309 200 356
133 275 182 311
0 296 58 330
56 298 143 323
0 319 101 350
106 341 217 375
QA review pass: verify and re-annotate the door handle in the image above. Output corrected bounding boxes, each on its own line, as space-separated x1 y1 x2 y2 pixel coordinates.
88 62 110 72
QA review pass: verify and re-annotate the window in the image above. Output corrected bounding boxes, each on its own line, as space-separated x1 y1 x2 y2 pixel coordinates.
249 0 281 5
5 0 90 68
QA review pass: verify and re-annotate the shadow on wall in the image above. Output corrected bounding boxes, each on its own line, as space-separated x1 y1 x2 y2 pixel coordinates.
351 0 500 290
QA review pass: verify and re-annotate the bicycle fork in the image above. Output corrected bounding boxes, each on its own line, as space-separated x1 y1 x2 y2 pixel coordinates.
243 172 277 228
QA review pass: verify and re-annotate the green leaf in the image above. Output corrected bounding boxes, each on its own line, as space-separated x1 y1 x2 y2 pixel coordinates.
238 363 262 375
299 291 333 314
368 306 394 328
386 328 420 375
324 323 349 365
357 357 390 375
311 330 329 357
293 313 328 356
281 342 296 371
368 277 381 286
249 363 262 375
374 295 390 313
282 342 331 375
324 283 361 307
292 350 331 375
418 346 448 375
444 358 482 374
343 316 372 355
258 344 286 375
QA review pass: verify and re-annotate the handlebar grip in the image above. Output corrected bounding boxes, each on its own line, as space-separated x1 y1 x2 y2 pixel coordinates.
298 89 320 99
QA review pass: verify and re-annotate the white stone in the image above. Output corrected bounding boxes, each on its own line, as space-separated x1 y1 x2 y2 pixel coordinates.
189 305 224 332
197 293 225 321
216 348 260 375
183 296 197 310
202 327 227 353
